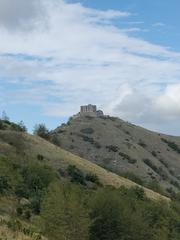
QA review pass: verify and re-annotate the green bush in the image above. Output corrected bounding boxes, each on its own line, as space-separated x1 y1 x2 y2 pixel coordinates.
161 138 180 154
85 173 99 184
33 124 49 140
143 158 158 172
80 128 94 134
143 159 168 180
37 154 44 161
82 135 94 144
0 176 11 194
67 165 86 185
119 152 137 164
106 145 119 152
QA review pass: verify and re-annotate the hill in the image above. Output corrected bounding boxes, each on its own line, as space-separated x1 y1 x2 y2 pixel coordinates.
0 128 168 201
1 121 180 240
50 115 180 193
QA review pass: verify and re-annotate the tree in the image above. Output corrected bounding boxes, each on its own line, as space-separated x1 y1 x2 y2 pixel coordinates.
1 111 9 121
33 123 49 140
17 121 27 132
41 182 89 240
89 188 125 240
89 187 156 240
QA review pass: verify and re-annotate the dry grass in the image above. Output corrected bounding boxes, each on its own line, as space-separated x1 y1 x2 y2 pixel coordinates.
0 131 170 202
0 215 47 240
0 225 32 240
23 134 170 202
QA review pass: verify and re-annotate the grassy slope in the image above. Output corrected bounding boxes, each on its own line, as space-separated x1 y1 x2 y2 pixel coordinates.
0 130 169 202
0 196 46 240
50 116 180 191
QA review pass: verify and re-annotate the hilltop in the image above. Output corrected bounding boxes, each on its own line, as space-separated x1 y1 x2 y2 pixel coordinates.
50 114 180 194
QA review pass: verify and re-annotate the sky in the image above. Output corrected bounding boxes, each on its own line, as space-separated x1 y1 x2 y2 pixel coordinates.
0 0 180 135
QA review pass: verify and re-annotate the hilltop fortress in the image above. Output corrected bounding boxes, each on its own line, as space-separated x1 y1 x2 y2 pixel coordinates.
73 104 104 119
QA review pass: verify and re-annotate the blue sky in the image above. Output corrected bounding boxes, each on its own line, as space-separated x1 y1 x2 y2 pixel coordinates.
0 0 180 135
69 0 180 51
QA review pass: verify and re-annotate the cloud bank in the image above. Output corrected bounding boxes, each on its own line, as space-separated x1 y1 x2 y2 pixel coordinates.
0 0 180 134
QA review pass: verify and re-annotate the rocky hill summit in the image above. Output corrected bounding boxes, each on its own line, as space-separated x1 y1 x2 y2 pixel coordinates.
50 105 180 193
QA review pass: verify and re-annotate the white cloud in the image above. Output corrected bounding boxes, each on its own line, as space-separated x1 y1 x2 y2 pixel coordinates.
155 84 180 118
0 0 46 30
0 0 180 134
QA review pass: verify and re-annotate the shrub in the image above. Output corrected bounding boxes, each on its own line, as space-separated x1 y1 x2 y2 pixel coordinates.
128 159 137 164
94 142 101 149
106 145 119 152
132 187 145 200
37 154 44 161
143 158 158 172
85 173 99 184
16 121 27 132
161 138 180 154
151 151 157 157
24 210 31 220
124 130 130 135
0 176 11 194
138 140 147 148
16 207 23 216
67 165 86 185
33 124 49 140
15 164 55 199
80 128 94 134
0 120 5 130
82 135 94 144
51 135 60 146
159 158 169 169
119 152 137 164
143 159 168 180
30 196 41 214
170 180 180 189
15 184 29 198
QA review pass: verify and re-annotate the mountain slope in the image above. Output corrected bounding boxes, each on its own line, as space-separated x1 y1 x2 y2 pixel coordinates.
50 115 180 192
0 129 169 201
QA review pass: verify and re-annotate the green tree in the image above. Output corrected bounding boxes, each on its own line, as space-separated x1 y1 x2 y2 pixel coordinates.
89 188 125 240
1 110 9 121
91 188 149 240
33 123 49 140
17 121 27 132
41 182 89 240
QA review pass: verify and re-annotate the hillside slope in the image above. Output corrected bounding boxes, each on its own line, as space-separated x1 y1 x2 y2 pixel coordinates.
50 115 180 192
0 129 169 201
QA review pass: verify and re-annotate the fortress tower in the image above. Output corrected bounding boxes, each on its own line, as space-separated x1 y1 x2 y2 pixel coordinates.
72 104 104 119
80 104 97 114
80 104 103 117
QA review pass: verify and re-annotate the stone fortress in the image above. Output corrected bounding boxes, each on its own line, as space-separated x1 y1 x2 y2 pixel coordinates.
72 104 104 119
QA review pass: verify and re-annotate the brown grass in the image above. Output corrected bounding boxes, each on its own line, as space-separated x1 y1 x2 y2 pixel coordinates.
23 134 170 202
0 130 170 202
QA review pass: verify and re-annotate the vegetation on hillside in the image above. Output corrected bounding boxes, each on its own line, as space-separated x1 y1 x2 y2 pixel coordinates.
49 115 180 193
1 117 180 239
1 155 180 240
0 119 27 132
